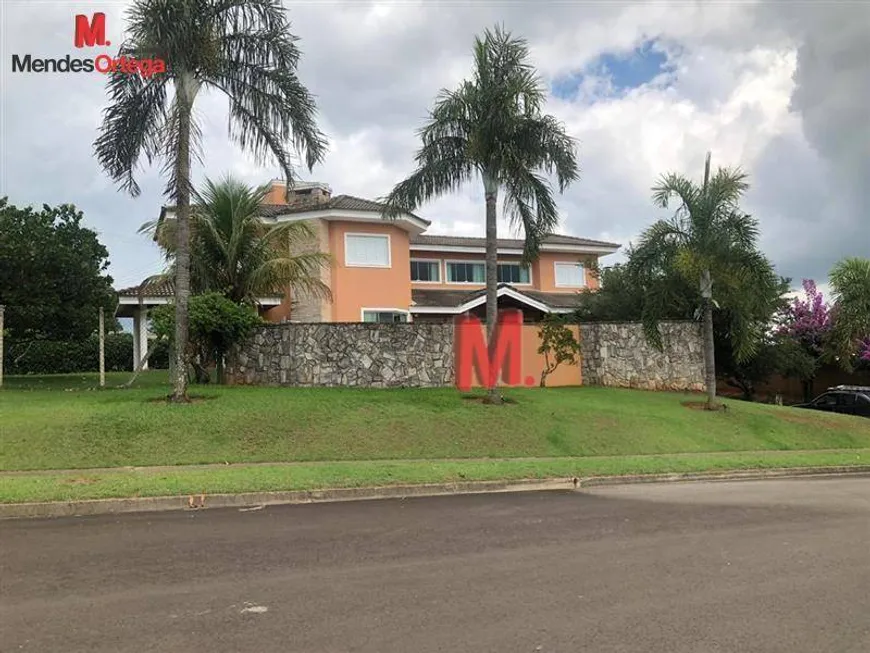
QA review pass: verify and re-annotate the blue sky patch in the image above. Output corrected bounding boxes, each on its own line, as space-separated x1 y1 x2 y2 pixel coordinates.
552 39 673 100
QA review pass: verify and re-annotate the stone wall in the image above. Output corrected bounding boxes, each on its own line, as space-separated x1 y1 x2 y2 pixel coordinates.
226 323 455 387
226 320 705 391
579 321 706 392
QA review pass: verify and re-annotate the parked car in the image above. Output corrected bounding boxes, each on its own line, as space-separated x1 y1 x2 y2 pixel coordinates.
792 385 870 418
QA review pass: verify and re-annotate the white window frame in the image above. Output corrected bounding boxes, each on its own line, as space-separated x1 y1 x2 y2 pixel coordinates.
360 308 412 323
344 232 391 268
497 262 533 286
554 261 585 288
409 258 442 284
445 259 486 284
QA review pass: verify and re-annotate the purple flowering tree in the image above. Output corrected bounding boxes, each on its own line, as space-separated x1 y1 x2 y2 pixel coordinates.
775 279 833 400
777 280 832 354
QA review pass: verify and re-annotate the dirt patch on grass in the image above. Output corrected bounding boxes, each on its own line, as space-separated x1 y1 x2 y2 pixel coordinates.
63 476 99 485
681 400 728 412
460 395 519 405
146 394 219 405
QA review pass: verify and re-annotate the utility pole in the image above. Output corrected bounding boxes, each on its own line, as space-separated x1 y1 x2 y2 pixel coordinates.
99 306 106 388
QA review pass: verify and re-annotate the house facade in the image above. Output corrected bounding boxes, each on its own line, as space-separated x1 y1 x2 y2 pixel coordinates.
116 180 620 368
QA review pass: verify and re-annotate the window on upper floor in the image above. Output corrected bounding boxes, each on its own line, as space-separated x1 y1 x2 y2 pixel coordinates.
554 262 585 287
446 261 485 283
362 310 409 323
345 234 390 267
410 260 441 282
497 263 531 284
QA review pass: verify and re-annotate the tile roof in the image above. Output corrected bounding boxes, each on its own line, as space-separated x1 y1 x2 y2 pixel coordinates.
411 284 581 310
117 277 174 297
258 195 429 223
163 195 429 224
409 234 620 249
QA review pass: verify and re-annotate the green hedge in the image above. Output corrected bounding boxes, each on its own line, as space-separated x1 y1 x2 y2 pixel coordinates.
3 333 169 375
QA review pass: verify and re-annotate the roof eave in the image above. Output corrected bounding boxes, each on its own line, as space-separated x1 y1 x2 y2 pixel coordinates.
270 208 430 234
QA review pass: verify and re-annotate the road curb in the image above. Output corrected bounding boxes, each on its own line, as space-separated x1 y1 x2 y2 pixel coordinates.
2 466 870 520
0 478 574 520
575 465 870 488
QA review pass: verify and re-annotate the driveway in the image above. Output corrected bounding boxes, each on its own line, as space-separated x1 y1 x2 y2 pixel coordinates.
2 477 869 652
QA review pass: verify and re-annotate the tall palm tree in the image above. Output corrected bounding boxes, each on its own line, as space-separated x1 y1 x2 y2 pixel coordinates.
94 0 326 402
382 26 579 404
829 256 870 368
630 153 775 409
141 175 332 306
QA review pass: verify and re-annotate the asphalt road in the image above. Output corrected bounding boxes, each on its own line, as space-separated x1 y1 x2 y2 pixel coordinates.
2 477 869 652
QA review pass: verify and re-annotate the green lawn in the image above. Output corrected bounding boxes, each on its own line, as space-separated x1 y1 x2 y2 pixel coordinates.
3 451 869 504
3 371 870 474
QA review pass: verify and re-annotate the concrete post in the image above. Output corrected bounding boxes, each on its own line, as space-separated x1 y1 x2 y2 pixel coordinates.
139 308 149 371
0 305 4 388
132 309 141 371
99 307 105 387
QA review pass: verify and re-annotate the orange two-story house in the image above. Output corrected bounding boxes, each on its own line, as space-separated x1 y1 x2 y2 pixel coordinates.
117 180 620 367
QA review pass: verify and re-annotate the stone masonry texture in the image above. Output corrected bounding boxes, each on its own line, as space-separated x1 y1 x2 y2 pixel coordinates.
226 321 705 391
579 321 706 392
226 323 455 388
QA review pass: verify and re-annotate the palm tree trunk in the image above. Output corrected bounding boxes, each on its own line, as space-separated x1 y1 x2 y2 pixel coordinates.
170 76 196 403
483 172 502 405
701 268 717 408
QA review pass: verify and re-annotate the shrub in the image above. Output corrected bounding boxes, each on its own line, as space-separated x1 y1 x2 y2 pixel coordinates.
4 333 134 374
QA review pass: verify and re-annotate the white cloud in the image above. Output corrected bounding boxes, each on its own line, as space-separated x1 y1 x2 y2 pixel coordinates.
0 0 866 296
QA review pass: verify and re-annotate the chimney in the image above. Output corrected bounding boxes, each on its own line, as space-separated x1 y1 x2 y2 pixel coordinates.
264 180 331 207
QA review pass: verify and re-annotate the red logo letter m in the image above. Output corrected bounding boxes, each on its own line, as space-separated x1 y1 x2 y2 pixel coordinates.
74 13 107 48
454 310 523 391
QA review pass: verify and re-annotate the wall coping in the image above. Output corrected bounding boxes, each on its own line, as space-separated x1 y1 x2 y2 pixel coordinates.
577 320 699 326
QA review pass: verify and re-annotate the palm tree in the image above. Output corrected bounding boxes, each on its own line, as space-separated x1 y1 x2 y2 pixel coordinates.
94 0 326 402
141 175 332 306
382 25 579 404
829 256 870 368
630 153 775 409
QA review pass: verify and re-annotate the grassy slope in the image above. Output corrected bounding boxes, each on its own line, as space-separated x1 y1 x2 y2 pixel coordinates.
3 371 870 472
3 450 869 503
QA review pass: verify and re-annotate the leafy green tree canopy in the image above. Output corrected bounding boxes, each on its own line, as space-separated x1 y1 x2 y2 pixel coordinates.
0 197 115 343
829 256 870 368
151 292 262 384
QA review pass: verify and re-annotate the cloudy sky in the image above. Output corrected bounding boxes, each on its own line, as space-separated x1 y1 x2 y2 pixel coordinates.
1 0 867 297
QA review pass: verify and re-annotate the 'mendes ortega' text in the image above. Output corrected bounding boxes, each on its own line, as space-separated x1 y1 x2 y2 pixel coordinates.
11 54 166 78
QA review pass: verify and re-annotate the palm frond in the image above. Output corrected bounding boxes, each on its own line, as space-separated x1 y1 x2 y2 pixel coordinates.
381 154 475 219
93 43 169 196
513 114 579 191
651 173 699 211
159 95 205 202
501 165 558 262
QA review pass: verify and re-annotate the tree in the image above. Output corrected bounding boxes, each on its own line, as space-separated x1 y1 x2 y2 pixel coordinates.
382 25 579 404
573 262 693 323
94 0 326 402
151 292 261 384
537 315 581 387
141 176 332 306
774 279 832 399
0 198 115 356
829 257 870 370
629 153 777 409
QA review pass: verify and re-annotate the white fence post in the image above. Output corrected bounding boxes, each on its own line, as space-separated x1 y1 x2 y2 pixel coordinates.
99 306 106 388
